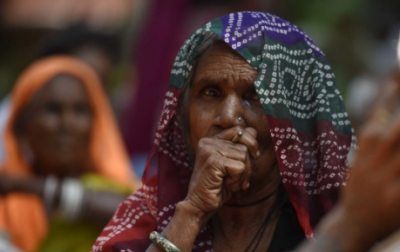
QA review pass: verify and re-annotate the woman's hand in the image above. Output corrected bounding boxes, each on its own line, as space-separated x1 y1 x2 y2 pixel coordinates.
183 126 259 219
145 126 260 252
337 78 400 247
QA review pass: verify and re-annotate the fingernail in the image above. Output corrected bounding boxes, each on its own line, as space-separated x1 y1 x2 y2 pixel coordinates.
256 150 260 157
247 182 250 189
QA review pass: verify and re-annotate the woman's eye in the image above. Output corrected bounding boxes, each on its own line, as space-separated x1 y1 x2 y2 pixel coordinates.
44 103 62 114
203 88 220 97
75 103 91 115
251 94 259 100
246 93 260 101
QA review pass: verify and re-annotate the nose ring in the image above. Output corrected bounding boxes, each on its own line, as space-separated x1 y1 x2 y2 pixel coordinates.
237 116 242 122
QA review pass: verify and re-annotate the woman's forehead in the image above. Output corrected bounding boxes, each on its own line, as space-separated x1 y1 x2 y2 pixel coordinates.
30 74 88 105
196 42 249 67
193 42 258 84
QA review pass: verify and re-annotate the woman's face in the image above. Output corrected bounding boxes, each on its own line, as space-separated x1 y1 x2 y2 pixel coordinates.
21 74 93 176
187 42 278 188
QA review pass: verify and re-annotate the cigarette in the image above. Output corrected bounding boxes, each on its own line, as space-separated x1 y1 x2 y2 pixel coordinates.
231 130 243 143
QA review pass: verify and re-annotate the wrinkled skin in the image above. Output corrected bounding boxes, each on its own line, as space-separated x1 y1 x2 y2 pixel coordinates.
184 41 280 219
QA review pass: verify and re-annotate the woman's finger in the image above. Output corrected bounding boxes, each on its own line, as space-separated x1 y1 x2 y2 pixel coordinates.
213 125 242 139
213 126 259 159
216 143 249 163
220 156 247 192
366 80 400 126
219 148 252 191
215 136 254 190
358 79 400 159
235 128 259 159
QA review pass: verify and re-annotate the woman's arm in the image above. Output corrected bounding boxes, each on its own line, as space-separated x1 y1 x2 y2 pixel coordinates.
145 126 259 252
0 175 126 225
297 206 377 252
145 202 211 252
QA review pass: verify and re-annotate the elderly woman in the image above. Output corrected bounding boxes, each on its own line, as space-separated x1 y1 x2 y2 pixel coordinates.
92 12 355 252
0 56 141 252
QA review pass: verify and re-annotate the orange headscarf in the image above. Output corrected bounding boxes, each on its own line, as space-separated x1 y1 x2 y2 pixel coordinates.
0 56 141 252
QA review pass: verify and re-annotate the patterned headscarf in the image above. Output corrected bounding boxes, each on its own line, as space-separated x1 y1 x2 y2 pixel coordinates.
92 11 355 252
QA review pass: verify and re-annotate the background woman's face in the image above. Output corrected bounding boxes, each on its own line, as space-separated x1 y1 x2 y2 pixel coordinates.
187 42 278 187
21 74 93 176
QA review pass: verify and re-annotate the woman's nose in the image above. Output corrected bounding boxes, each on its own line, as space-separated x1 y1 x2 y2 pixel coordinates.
60 110 77 130
215 95 245 128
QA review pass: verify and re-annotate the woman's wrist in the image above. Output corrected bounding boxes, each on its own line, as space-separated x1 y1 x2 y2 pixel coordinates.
151 201 212 252
175 201 211 230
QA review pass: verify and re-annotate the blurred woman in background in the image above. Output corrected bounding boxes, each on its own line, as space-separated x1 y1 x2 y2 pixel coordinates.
0 56 141 252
